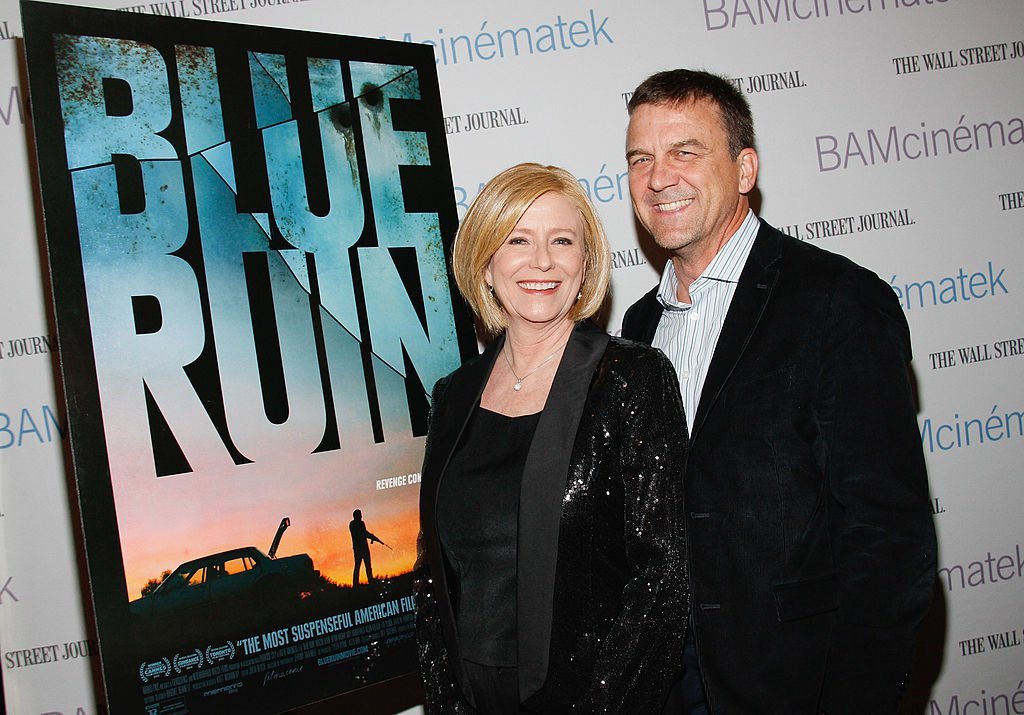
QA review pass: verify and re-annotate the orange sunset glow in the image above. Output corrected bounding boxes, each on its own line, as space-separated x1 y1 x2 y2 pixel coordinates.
116 434 426 601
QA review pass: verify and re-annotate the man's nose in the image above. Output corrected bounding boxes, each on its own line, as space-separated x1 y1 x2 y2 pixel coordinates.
648 158 678 192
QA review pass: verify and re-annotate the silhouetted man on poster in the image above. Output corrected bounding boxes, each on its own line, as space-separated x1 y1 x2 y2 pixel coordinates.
349 509 382 586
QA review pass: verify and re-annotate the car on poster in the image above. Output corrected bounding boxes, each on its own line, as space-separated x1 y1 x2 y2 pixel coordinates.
129 518 318 620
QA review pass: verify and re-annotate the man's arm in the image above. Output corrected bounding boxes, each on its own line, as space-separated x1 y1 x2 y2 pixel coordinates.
816 267 937 713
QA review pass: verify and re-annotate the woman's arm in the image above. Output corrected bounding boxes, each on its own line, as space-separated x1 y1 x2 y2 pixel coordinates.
576 348 690 713
415 376 474 715
414 535 473 715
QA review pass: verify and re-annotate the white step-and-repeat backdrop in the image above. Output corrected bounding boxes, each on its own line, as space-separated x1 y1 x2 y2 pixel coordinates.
1 1 1021 713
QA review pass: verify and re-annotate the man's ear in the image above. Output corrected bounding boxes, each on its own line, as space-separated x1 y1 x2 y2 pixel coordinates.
738 148 758 194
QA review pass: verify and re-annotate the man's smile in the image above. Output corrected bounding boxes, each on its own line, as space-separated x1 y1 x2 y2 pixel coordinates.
652 197 695 213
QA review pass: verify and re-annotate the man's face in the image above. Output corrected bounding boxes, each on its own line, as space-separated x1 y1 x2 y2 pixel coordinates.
626 99 756 258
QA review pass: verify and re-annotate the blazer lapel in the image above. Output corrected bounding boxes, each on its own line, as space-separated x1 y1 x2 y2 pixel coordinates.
690 223 782 443
517 321 609 700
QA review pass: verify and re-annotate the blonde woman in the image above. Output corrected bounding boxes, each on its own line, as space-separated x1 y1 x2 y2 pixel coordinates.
415 163 689 714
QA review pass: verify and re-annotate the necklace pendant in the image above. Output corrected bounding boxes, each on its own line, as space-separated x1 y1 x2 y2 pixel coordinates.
513 380 523 392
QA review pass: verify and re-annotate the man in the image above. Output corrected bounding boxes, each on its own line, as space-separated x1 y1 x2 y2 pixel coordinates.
621 69 937 713
349 508 382 586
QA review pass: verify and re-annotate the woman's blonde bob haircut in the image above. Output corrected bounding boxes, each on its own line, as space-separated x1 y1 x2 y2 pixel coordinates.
453 163 611 336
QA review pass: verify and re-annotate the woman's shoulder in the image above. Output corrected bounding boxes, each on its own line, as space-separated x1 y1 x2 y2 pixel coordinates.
589 336 684 423
604 335 674 370
594 336 678 389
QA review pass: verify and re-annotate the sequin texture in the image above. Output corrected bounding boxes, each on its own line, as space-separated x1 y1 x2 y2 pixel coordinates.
415 335 690 713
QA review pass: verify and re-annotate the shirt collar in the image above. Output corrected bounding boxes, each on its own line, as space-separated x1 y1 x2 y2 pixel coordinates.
656 210 759 310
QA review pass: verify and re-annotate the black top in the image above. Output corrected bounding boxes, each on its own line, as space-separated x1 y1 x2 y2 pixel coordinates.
436 406 540 667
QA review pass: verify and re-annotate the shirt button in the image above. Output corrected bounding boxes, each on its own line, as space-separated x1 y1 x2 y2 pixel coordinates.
689 312 699 321
681 370 691 380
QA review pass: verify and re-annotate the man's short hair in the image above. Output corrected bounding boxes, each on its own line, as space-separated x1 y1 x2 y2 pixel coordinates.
628 69 755 159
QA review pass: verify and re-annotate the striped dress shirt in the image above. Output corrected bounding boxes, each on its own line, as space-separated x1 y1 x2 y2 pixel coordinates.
652 210 759 423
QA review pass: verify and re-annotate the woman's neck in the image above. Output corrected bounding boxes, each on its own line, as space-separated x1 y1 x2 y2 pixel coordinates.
503 319 576 372
480 319 576 416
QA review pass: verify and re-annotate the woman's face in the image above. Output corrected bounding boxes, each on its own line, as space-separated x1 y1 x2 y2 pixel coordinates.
485 191 586 333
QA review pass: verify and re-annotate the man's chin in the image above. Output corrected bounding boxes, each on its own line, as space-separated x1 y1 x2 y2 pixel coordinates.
651 232 697 253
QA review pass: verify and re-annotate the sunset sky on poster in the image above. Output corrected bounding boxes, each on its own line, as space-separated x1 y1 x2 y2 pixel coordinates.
112 429 426 599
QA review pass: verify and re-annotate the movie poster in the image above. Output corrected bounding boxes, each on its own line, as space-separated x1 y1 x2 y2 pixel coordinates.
21 1 474 711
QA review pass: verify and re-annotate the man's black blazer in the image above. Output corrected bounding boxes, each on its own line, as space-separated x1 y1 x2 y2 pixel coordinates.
415 321 689 713
622 220 937 714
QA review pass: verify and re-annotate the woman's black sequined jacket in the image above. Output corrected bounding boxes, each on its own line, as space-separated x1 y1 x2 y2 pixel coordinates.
415 322 690 714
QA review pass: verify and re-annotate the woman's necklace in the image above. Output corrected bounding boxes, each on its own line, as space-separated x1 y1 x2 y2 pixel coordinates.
503 343 560 392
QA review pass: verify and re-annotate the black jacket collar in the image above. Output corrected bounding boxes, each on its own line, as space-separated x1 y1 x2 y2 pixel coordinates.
691 221 783 441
